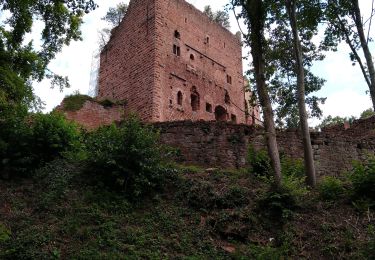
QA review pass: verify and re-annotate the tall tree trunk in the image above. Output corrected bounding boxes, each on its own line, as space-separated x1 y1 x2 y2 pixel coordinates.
286 0 316 187
245 0 282 187
353 0 375 110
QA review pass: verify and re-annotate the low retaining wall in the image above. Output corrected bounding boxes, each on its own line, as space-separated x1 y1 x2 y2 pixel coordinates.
155 117 375 177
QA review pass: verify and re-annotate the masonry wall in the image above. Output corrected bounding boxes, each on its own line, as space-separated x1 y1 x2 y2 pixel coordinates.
98 0 157 121
57 101 125 130
98 0 250 124
154 0 247 123
155 117 375 177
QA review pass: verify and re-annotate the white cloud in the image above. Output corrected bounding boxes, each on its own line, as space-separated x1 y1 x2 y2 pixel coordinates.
322 89 372 118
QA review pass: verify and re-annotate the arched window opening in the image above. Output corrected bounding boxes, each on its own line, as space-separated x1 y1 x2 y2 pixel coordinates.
177 91 183 105
215 106 227 121
174 30 181 39
225 91 231 104
190 54 195 61
191 87 200 111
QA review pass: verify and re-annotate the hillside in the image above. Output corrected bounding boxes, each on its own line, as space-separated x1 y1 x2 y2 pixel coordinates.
0 159 374 259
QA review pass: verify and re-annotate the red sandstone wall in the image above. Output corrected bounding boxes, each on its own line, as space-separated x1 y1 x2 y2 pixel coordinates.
98 0 157 122
98 0 248 124
155 0 246 123
57 101 125 130
155 116 375 178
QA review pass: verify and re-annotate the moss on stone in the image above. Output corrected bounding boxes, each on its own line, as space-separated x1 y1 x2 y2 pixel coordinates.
62 94 93 111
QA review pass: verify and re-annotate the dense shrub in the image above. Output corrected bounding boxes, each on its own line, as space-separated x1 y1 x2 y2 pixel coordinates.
247 146 271 176
347 156 375 202
254 156 308 222
318 176 345 201
0 113 82 176
85 116 171 197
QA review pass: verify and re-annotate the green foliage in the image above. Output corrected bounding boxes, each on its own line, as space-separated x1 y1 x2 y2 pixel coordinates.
203 5 230 29
363 225 375 258
347 157 375 203
62 94 93 111
0 223 11 243
318 115 356 129
318 176 345 201
247 146 271 176
86 116 172 198
102 2 128 27
255 156 307 222
248 147 307 199
0 0 97 116
0 113 82 176
232 0 326 129
100 2 128 49
360 108 375 119
242 241 291 260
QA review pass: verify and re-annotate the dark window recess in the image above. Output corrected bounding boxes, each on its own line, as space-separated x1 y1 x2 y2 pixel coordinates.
191 87 200 111
174 30 181 39
206 103 212 113
225 91 231 104
169 99 173 106
231 114 237 123
215 106 227 121
226 75 232 84
177 91 183 105
173 44 180 56
190 54 195 60
206 36 210 44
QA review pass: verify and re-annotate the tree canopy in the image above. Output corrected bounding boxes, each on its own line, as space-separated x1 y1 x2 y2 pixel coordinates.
203 5 231 29
0 0 97 118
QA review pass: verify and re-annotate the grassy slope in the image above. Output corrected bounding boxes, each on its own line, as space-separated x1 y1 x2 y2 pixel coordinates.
0 160 374 259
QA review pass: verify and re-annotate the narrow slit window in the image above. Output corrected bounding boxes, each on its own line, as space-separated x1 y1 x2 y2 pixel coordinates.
226 75 232 84
173 44 180 56
177 91 183 105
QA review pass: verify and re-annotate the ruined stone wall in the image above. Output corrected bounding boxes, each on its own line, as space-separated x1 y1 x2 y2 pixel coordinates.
156 117 375 177
57 101 125 130
155 0 247 123
97 0 157 122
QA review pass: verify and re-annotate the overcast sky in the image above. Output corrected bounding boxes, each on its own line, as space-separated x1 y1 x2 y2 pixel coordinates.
31 0 374 123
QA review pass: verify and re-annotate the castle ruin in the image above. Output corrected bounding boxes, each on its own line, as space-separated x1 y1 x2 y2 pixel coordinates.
97 0 259 124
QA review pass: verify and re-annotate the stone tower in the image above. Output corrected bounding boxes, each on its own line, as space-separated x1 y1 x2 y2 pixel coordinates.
98 0 256 124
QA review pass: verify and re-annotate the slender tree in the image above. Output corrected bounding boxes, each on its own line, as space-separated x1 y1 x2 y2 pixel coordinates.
264 1 326 129
232 0 282 187
324 0 375 109
286 0 316 186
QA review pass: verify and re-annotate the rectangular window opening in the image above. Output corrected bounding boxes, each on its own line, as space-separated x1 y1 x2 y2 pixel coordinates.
206 103 212 113
173 44 181 56
227 75 232 84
